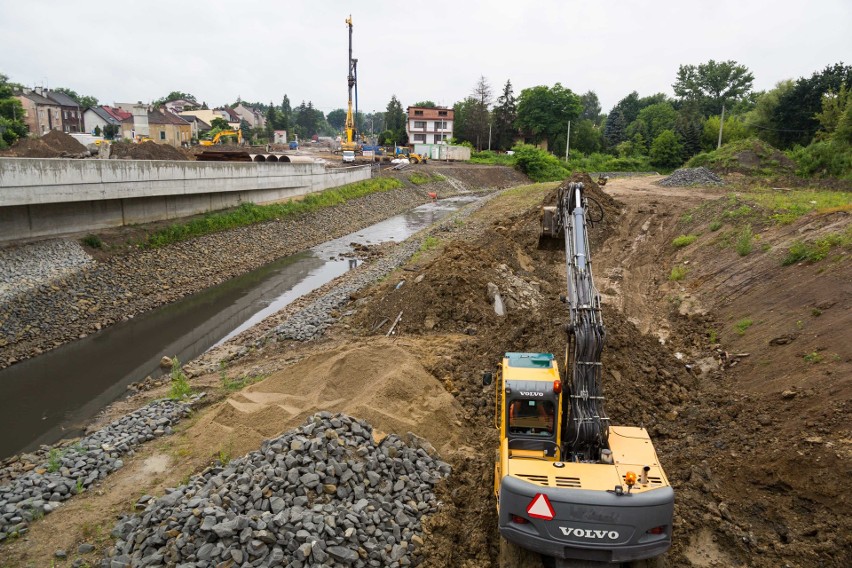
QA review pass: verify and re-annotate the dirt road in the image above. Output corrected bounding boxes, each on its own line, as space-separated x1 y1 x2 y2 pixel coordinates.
2 174 848 567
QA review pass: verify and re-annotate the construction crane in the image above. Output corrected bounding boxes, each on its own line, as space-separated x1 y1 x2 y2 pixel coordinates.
342 15 360 152
486 181 674 565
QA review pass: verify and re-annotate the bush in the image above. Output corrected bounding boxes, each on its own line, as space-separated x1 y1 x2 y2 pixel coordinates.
82 234 103 248
565 152 653 173
672 234 698 248
669 265 688 281
789 139 852 179
650 130 684 169
782 228 852 265
735 225 754 256
512 144 570 182
470 150 516 166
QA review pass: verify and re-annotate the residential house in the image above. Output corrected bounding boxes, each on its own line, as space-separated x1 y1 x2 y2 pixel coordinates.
233 103 265 128
83 106 130 136
44 90 84 133
406 106 454 145
15 89 62 135
163 99 198 114
121 109 191 147
180 114 211 141
178 109 239 130
115 102 150 138
219 107 241 128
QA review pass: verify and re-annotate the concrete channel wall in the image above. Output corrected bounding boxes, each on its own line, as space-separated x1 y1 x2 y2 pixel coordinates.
0 158 371 243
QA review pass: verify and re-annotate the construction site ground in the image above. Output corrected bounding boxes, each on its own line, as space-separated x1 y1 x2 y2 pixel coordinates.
2 174 849 567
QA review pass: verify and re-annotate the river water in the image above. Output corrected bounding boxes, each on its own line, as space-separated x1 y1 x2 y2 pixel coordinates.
0 196 476 458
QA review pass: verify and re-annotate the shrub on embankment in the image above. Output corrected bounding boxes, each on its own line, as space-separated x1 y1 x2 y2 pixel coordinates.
145 177 403 248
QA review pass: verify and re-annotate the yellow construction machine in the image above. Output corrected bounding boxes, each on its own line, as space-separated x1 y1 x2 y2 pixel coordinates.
199 130 243 146
486 181 673 566
342 16 360 152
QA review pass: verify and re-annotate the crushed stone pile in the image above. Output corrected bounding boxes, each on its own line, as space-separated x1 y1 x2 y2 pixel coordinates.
658 167 724 187
104 413 451 568
0 396 200 539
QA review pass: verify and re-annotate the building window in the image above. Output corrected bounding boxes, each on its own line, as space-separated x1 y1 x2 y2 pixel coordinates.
438 110 448 116
433 134 447 143
414 120 426 129
160 131 166 140
414 110 424 116
434 121 447 130
414 134 426 142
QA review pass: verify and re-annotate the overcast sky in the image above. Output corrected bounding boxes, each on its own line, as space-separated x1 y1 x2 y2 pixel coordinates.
1 0 849 115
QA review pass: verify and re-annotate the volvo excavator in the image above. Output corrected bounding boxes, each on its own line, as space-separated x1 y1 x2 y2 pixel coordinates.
486 181 673 566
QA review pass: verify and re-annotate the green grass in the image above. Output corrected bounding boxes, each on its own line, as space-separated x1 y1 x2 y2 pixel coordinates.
734 318 753 335
469 151 516 166
803 352 823 364
431 174 446 181
672 234 698 248
419 235 440 252
82 234 103 249
707 328 718 344
145 177 403 248
735 225 754 256
709 220 723 231
782 227 852 265
408 172 431 185
168 357 193 399
222 374 265 391
745 187 852 225
47 448 62 473
669 265 688 281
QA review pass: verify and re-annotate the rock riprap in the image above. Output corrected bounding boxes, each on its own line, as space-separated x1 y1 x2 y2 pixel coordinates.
0 396 199 540
104 413 451 568
657 167 724 187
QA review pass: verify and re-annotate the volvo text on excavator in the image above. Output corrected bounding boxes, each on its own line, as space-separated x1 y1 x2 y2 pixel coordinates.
486 181 674 565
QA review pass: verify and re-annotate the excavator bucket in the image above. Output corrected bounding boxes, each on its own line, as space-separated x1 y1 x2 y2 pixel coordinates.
538 205 565 250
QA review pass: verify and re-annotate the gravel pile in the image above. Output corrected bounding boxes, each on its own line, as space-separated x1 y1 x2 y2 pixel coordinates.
0 239 94 303
104 413 450 568
657 167 724 187
0 396 200 540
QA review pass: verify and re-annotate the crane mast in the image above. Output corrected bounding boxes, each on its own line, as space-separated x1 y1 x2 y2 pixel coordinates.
343 15 358 150
558 182 609 461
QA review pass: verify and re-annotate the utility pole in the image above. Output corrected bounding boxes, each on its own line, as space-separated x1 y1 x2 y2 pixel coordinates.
488 123 492 151
717 103 725 150
564 120 571 160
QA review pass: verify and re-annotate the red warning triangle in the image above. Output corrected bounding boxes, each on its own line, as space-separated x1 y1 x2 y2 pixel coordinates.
526 493 555 520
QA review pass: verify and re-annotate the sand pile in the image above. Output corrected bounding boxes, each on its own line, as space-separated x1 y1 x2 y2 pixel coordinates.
110 141 190 160
4 130 88 158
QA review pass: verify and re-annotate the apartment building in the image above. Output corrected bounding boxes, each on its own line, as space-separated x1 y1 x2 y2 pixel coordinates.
406 106 453 145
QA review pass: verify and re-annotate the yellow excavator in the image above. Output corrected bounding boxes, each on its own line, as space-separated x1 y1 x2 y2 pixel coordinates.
199 130 243 146
486 181 673 566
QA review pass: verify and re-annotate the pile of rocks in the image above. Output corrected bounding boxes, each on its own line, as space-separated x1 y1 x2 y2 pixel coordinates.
0 239 94 304
658 167 724 187
0 396 200 540
104 413 451 567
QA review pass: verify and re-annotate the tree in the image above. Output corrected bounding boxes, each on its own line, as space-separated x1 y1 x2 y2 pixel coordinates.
103 123 119 140
53 87 98 108
210 117 231 130
773 63 852 147
635 102 678 146
469 76 493 150
675 101 704 159
0 73 27 146
611 92 642 125
153 91 196 105
673 59 754 116
412 101 436 108
516 83 582 153
326 109 347 131
452 97 479 147
603 109 627 149
93 125 102 136
579 91 602 124
572 119 602 154
385 95 407 145
239 119 251 142
492 80 517 151
700 114 748 151
650 130 684 168
743 80 795 147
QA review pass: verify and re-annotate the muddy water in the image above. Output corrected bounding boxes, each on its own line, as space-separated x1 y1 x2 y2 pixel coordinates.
0 196 477 458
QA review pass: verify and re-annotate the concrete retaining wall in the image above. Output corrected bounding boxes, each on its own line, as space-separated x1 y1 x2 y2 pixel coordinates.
0 158 371 243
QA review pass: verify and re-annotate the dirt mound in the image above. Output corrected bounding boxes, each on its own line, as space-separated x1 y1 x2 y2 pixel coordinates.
110 141 190 161
424 164 530 189
187 340 465 460
687 138 796 176
4 130 88 158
